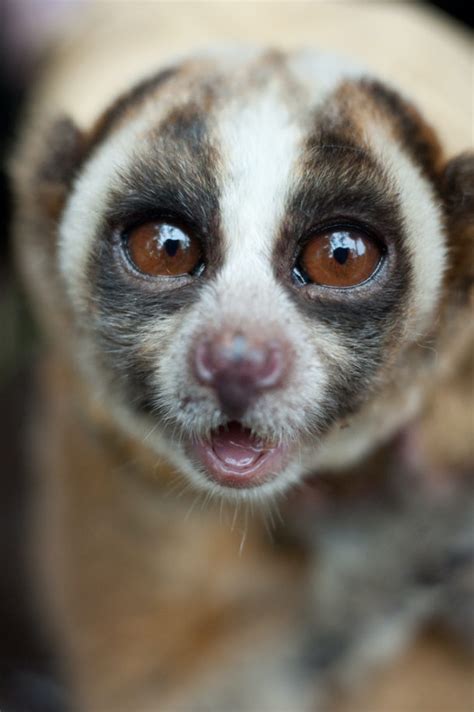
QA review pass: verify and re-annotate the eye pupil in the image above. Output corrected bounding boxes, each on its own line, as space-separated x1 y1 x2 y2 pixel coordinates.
164 239 180 257
333 246 349 265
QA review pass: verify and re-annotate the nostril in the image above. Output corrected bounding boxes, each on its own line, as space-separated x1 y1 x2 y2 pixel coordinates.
194 337 216 385
254 341 287 388
194 334 249 385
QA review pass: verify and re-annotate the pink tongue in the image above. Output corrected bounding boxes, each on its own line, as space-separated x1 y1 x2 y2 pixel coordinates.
211 423 266 469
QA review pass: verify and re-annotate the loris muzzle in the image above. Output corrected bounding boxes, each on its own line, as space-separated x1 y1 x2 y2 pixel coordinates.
47 48 462 500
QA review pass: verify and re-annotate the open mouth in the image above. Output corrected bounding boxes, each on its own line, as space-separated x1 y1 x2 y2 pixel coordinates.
190 422 289 489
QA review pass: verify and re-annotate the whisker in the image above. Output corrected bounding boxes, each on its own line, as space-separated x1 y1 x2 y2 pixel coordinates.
239 506 249 556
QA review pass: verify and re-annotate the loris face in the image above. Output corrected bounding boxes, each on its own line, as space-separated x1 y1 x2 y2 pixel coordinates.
58 49 447 499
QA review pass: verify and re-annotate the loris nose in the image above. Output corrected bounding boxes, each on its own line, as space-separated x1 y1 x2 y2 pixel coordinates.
193 331 291 419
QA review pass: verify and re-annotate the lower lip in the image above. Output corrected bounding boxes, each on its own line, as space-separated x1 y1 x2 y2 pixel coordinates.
189 429 289 489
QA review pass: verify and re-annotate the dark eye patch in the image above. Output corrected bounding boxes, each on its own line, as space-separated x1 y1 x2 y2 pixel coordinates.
273 137 413 420
86 233 203 416
83 102 223 414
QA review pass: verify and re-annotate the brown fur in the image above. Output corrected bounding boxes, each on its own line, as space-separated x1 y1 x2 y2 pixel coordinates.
356 79 445 182
32 358 306 711
333 629 474 712
30 354 474 712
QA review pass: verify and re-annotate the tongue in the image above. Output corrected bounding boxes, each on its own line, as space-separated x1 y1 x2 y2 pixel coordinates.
189 422 288 488
211 423 265 468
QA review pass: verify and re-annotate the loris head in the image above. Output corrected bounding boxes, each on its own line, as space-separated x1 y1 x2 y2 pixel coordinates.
18 48 473 500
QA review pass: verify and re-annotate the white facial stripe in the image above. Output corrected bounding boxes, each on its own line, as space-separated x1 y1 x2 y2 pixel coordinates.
59 129 135 305
217 91 302 270
58 99 178 307
288 49 365 100
369 124 446 335
216 51 365 270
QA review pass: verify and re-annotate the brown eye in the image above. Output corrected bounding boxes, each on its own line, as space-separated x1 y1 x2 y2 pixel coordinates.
298 229 383 288
124 221 202 277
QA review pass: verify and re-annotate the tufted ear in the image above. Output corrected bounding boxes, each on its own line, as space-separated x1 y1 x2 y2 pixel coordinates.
440 152 474 300
32 117 85 223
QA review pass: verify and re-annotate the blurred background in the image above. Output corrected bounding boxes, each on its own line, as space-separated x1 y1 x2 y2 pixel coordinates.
0 2 472 711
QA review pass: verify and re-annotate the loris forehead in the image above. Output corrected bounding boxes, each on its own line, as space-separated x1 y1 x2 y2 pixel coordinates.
83 48 441 181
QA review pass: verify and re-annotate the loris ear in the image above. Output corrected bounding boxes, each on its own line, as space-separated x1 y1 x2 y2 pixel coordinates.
11 115 85 235
32 117 85 223
441 152 474 300
10 117 85 338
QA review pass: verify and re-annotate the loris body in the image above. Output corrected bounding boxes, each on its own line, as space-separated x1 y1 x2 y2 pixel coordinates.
10 3 473 711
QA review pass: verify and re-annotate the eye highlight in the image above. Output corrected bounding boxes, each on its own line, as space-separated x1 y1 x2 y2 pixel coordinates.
123 221 202 277
297 229 384 288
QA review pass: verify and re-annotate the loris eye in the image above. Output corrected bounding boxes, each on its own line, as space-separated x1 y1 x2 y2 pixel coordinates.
124 221 203 277
297 229 384 288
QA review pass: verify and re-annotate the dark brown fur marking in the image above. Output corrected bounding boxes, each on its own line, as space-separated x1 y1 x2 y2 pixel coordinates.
85 66 178 159
357 78 445 184
85 104 223 417
273 123 412 426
